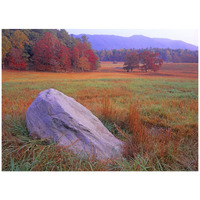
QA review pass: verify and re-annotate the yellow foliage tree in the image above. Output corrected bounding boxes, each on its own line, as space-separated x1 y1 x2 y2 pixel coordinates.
11 30 29 49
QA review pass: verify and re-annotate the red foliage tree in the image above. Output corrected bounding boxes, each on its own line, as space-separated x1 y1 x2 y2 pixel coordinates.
123 51 139 72
6 48 26 70
33 32 71 71
72 42 99 71
85 49 99 70
71 46 79 72
139 51 163 72
57 45 71 72
75 42 89 57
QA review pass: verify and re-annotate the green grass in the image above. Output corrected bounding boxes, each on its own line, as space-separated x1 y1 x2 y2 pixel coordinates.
2 71 198 171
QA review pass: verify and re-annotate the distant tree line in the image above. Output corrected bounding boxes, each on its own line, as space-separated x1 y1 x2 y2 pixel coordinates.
95 48 198 63
2 29 100 71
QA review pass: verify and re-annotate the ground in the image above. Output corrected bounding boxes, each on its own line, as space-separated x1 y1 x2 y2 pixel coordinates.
1 62 198 171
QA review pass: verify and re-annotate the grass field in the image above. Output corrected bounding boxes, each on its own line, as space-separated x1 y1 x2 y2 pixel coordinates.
2 62 198 171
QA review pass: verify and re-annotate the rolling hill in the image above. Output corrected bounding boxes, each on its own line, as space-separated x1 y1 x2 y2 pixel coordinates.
74 34 198 51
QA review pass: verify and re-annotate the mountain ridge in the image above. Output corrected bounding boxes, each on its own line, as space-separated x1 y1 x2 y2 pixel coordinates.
73 34 198 51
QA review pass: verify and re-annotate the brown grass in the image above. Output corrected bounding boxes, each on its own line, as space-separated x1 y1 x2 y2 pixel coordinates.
117 104 198 170
2 63 198 83
98 62 198 79
2 62 198 171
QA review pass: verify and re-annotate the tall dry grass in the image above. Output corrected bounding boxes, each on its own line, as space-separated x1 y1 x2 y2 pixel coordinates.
96 96 198 171
122 104 197 170
2 67 198 171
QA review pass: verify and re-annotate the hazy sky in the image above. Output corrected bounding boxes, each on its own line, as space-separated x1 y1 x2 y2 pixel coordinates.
67 29 198 46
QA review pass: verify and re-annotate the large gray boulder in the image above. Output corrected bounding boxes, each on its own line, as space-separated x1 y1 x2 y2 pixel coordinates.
26 88 123 160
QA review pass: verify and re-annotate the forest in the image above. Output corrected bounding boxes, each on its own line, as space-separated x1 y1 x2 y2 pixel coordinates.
95 48 198 63
2 29 100 72
2 29 198 73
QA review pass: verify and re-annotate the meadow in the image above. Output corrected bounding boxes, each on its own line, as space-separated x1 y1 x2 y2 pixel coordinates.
2 62 198 171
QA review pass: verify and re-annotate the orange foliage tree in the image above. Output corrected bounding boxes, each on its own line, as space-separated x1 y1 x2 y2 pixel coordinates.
77 56 90 71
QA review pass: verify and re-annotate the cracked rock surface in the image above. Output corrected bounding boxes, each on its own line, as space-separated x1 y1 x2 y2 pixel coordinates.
26 88 123 160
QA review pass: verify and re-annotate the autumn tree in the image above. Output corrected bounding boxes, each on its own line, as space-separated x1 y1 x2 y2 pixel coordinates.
123 51 163 72
3 29 198 71
123 51 139 72
33 32 56 71
172 52 181 63
6 48 26 70
2 30 29 70
2 29 12 38
85 49 99 70
107 50 113 61
139 51 163 72
96 48 198 63
58 45 71 72
181 53 198 63
166 50 172 62
80 35 92 48
11 30 29 49
77 56 90 71
57 29 76 48
2 36 12 68
71 46 79 71
76 42 89 57
100 50 106 61
33 32 71 71
72 40 99 71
